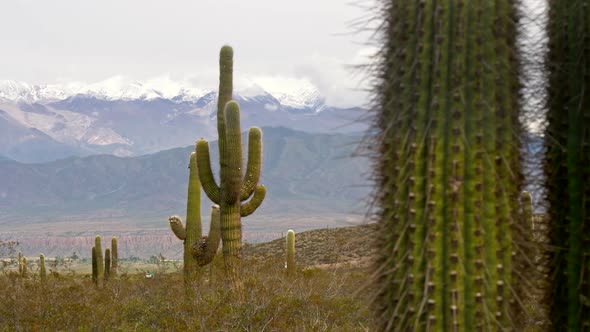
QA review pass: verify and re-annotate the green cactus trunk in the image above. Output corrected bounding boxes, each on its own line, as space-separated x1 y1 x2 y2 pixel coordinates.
111 237 118 277
91 246 98 285
168 151 221 286
544 0 590 329
39 253 46 282
196 46 266 289
371 1 526 330
286 230 295 276
104 248 111 281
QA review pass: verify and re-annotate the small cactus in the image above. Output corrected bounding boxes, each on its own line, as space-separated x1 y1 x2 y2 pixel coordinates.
286 230 295 275
39 253 46 282
91 246 98 285
95 236 103 283
18 251 22 276
104 248 111 281
21 257 27 278
111 237 118 277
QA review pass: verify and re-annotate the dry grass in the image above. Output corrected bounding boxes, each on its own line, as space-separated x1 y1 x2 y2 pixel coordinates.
0 240 375 331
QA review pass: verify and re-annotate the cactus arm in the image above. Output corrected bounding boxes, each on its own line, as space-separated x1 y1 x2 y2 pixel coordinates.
196 139 221 204
240 185 266 217
168 215 187 240
286 230 295 275
240 127 262 201
223 101 243 204
195 205 221 266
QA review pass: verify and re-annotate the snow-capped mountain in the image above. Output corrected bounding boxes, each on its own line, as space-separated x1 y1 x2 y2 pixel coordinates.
0 77 365 163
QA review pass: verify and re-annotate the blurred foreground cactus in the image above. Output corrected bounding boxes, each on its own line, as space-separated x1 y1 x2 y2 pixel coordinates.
196 45 266 287
370 1 528 330
544 0 590 329
168 150 221 283
286 230 295 275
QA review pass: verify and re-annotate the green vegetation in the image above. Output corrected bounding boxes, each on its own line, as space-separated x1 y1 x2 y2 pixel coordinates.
544 0 590 329
370 0 529 330
0 254 371 331
196 45 266 288
168 151 221 285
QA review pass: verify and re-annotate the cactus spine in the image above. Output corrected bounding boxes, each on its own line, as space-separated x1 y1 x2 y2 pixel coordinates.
39 253 46 282
370 0 526 330
196 46 266 285
286 230 295 275
104 248 111 281
111 237 118 277
169 151 221 283
544 1 590 329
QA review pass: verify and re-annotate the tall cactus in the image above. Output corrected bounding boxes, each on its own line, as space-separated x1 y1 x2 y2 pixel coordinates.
370 1 527 330
196 45 266 285
168 150 221 283
111 237 118 277
39 253 46 282
286 230 295 276
544 0 590 329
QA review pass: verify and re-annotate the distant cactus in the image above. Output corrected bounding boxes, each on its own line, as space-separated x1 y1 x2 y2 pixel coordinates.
544 0 590 329
39 253 46 282
111 237 118 277
95 236 103 283
369 1 528 330
21 257 27 278
196 45 266 287
91 247 98 285
168 151 221 284
18 251 22 276
286 230 295 275
104 248 111 281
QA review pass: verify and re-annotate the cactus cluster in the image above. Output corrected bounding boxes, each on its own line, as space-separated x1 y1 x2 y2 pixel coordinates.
91 236 118 285
196 45 266 285
370 1 528 330
544 0 590 329
168 150 221 284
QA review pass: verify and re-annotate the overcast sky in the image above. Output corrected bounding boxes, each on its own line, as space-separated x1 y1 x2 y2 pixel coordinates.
0 0 376 107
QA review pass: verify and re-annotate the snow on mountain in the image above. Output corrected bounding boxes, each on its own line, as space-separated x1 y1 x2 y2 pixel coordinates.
0 76 326 111
252 77 326 111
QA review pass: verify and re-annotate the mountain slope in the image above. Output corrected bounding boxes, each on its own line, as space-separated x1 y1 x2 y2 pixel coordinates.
0 127 370 237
